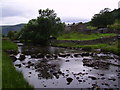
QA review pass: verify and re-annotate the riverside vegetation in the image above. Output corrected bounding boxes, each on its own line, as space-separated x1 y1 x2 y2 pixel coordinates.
54 32 119 55
2 39 33 88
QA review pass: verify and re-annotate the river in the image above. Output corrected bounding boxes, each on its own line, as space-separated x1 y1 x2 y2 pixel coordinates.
13 43 120 88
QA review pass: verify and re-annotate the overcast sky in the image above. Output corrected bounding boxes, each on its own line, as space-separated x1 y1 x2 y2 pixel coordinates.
0 0 120 25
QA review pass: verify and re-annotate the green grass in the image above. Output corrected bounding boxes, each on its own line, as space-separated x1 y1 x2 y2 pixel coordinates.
0 51 2 90
2 39 33 88
2 39 18 50
107 20 120 29
54 41 119 54
57 32 117 41
0 37 2 89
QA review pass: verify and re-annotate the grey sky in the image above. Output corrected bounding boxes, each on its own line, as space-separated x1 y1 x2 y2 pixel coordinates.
0 0 119 25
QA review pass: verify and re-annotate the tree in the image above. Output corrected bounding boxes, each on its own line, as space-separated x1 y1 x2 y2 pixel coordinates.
90 8 115 28
21 8 64 45
7 31 15 40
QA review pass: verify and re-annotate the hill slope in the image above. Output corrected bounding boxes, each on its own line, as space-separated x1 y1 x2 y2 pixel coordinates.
1 24 25 36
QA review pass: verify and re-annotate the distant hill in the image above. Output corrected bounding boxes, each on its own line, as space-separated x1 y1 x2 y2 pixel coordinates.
1 24 26 36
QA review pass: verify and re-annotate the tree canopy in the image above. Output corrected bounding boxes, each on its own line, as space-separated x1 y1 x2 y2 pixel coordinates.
90 8 119 28
20 8 65 45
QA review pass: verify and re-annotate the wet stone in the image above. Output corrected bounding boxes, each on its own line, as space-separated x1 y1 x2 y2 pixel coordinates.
88 76 97 80
83 70 85 71
66 77 73 84
19 54 25 61
31 54 36 58
37 53 44 58
78 80 82 82
65 60 70 62
74 53 81 57
28 61 32 64
108 77 116 81
29 72 32 74
26 65 30 68
66 74 69 77
81 52 90 57
104 83 109 86
101 77 105 80
22 63 26 65
46 54 51 59
58 71 62 74
100 74 104 76
15 64 21 68
76 77 79 79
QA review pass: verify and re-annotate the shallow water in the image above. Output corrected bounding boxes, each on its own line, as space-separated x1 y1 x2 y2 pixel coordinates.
14 44 120 88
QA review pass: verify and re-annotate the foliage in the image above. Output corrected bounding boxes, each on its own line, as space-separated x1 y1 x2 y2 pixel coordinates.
21 8 64 45
2 39 33 88
7 31 19 40
57 32 116 41
107 20 120 29
90 8 115 28
7 31 14 40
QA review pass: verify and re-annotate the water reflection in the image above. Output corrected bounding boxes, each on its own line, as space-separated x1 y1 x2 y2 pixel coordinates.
14 44 120 88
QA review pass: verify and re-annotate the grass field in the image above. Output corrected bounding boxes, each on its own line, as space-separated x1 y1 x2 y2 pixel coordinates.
2 39 33 89
57 32 117 41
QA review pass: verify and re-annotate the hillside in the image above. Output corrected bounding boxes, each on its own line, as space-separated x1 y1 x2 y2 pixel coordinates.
1 24 25 36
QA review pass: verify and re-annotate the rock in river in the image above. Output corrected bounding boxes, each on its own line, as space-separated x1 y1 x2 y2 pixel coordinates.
19 54 25 61
66 77 73 84
37 53 44 58
88 76 97 80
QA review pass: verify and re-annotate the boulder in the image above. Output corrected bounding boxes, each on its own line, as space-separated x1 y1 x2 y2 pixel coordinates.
46 54 51 59
37 53 44 58
81 52 90 57
58 53 70 58
74 53 81 57
19 54 25 61
52 54 58 59
66 77 73 83
15 64 21 68
31 54 36 58
88 76 97 80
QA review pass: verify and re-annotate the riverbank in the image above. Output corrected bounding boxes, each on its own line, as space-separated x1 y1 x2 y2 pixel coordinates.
52 41 119 55
2 39 33 88
52 33 119 55
57 32 117 41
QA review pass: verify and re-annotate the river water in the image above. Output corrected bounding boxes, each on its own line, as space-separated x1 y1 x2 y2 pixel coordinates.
14 43 120 88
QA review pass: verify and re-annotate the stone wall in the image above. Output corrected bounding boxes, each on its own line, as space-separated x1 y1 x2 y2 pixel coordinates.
54 36 117 45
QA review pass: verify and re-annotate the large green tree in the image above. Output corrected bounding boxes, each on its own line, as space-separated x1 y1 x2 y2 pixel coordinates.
21 8 64 45
90 8 115 28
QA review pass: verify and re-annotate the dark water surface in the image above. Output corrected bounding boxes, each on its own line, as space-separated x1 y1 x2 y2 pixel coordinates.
14 43 120 88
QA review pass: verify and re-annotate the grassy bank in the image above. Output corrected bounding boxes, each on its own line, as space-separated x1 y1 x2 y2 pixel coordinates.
57 32 117 41
0 49 1 89
0 36 2 89
2 39 33 88
53 41 119 54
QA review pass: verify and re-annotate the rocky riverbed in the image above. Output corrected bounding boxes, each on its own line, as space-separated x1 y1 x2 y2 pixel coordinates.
9 44 120 88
